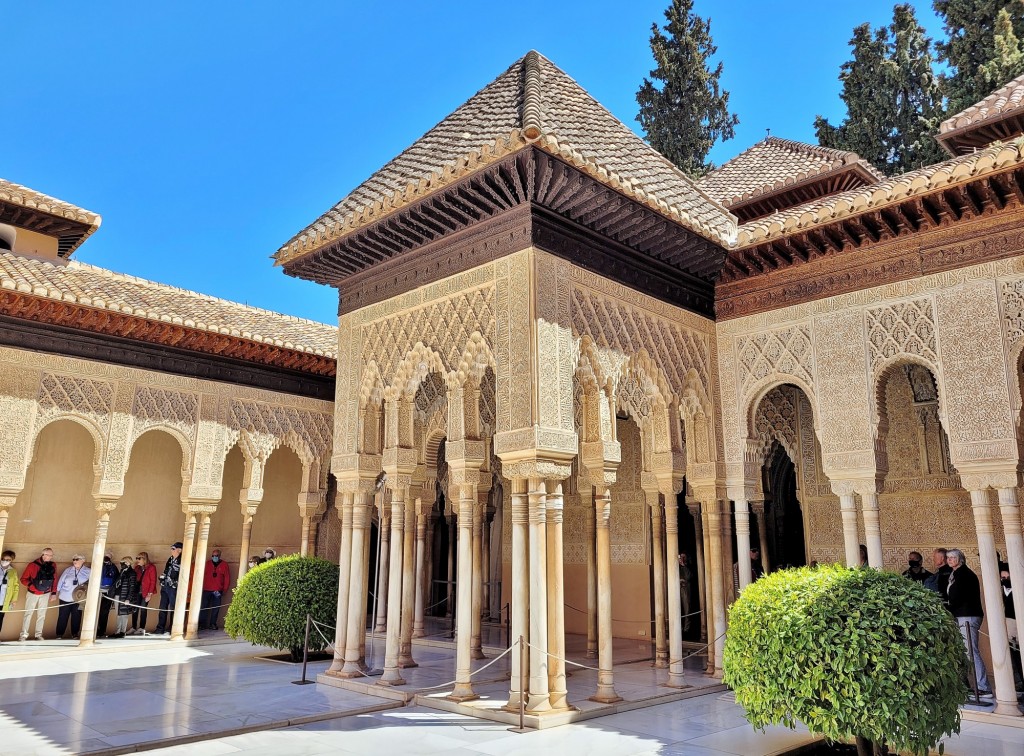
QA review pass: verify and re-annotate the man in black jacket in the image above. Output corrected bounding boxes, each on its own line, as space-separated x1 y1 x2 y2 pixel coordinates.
923 547 953 604
946 549 991 695
153 543 182 635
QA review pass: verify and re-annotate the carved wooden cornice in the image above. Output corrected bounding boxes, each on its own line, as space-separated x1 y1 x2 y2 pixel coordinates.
717 172 1024 320
0 290 336 398
284 147 725 318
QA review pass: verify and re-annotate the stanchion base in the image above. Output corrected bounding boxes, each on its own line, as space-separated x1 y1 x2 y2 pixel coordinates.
507 727 531 734
291 680 316 685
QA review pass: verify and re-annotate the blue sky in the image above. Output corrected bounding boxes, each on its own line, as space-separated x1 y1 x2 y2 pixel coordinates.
5 1 946 325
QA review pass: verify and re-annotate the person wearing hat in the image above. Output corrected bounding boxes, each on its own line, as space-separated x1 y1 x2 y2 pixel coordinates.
153 543 182 635
55 554 90 640
110 556 139 638
95 551 119 638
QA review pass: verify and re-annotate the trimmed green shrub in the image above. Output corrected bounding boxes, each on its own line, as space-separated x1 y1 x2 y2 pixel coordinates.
723 565 967 756
225 554 339 661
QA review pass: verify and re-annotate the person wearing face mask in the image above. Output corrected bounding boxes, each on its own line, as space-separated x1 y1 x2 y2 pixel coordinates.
0 551 19 639
199 549 230 631
129 552 158 635
999 562 1024 691
247 556 262 571
111 556 140 638
902 551 932 583
262 548 276 561
95 552 119 638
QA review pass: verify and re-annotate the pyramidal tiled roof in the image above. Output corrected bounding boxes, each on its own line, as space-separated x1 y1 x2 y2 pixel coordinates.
0 251 338 358
275 51 736 265
697 137 882 208
0 178 102 255
940 73 1024 138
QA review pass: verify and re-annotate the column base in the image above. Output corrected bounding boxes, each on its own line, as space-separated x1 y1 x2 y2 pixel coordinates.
585 647 597 659
336 660 366 678
589 688 622 704
525 693 552 713
327 656 345 674
446 684 479 702
471 648 486 660
411 628 424 638
170 632 184 641
548 692 570 710
77 638 94 649
993 701 1022 717
503 693 524 712
373 624 386 634
377 670 406 686
398 657 418 669
653 654 668 669
663 674 688 689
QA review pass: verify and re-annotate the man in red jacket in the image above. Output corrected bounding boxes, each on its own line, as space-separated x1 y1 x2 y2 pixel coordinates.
198 549 230 631
19 548 57 641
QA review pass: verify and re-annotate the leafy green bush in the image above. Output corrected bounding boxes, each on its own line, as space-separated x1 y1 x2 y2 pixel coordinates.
225 554 339 661
723 565 967 756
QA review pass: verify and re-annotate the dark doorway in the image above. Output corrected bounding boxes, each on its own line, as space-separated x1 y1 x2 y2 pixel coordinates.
762 445 806 569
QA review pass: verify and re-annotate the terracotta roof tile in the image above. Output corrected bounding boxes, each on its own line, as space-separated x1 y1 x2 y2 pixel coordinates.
940 73 1024 136
275 51 736 264
697 137 882 208
736 137 1024 246
0 251 337 358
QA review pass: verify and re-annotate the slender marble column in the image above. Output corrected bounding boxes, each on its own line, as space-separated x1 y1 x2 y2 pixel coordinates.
701 504 717 675
837 490 861 568
78 500 117 647
506 478 529 710
968 487 1019 715
398 495 417 668
358 508 372 668
170 511 198 640
688 502 707 643
238 509 255 581
545 480 568 709
328 494 353 674
527 477 552 711
734 499 752 590
446 515 456 617
185 512 212 639
648 490 668 669
379 487 407 686
997 487 1024 671
706 499 727 678
471 495 485 660
481 508 491 619
412 503 427 639
860 490 883 569
341 495 371 676
449 482 478 701
663 495 685 688
374 510 390 633
752 501 770 573
590 485 621 703
582 485 598 658
425 516 436 621
720 501 735 605
299 514 311 557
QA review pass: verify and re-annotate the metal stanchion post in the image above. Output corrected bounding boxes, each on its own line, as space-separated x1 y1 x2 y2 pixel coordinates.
505 603 511 650
293 614 315 685
508 635 528 733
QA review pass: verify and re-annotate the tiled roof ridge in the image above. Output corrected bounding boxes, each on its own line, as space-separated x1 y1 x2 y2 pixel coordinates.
0 251 337 358
275 51 737 266
737 136 1024 246
0 178 103 255
940 72 1024 136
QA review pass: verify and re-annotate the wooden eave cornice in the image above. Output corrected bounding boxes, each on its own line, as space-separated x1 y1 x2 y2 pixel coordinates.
0 289 336 377
283 147 727 317
938 114 1024 156
716 163 1024 319
728 165 879 223
0 201 97 257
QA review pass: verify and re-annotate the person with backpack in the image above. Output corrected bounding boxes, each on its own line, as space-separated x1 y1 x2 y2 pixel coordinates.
19 548 57 641
95 553 119 638
111 556 140 638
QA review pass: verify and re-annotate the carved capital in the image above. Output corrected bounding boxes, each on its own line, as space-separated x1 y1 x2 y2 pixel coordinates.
94 497 119 514
183 500 218 515
955 461 1020 491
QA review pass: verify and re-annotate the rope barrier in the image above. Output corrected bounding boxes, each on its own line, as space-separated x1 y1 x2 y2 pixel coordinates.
562 601 704 624
0 594 87 614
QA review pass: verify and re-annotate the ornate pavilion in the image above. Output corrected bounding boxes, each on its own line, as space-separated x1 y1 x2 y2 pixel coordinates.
3 49 1024 721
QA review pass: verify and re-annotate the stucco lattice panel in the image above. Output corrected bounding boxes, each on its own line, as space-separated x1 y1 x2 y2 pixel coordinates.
569 287 710 398
36 372 113 436
865 298 938 371
230 399 332 463
130 386 199 444
736 325 813 403
360 285 496 383
812 311 873 458
562 500 588 565
1001 278 1024 347
753 386 797 463
609 420 648 564
0 366 39 489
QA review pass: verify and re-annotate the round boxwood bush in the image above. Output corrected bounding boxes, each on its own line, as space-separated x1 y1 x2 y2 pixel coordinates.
723 565 967 756
225 554 339 661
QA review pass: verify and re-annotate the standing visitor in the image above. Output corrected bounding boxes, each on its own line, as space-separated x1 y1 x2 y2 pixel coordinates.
262 548 276 561
111 556 139 638
902 551 932 583
19 548 57 641
55 555 90 640
247 556 262 571
130 551 158 635
923 547 952 604
999 561 1024 691
95 553 119 638
946 549 991 696
153 543 182 635
678 553 692 635
0 550 18 637
859 544 869 568
199 549 230 631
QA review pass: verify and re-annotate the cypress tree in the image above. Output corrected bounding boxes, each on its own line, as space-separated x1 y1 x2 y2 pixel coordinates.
815 5 946 176
934 0 1024 113
636 0 739 178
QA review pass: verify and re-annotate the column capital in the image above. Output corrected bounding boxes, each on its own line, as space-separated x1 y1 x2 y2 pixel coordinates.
0 489 19 510
956 462 1020 492
93 496 119 514
183 500 218 515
